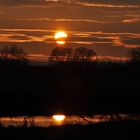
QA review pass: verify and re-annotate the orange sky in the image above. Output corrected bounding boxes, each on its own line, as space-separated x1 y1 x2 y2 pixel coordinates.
0 0 140 60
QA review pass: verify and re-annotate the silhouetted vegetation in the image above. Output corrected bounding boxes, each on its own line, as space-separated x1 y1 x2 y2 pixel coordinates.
128 47 140 62
0 45 140 116
0 44 29 65
0 60 140 116
22 117 35 127
49 47 97 62
0 122 139 140
49 47 73 62
73 47 97 62
23 117 28 127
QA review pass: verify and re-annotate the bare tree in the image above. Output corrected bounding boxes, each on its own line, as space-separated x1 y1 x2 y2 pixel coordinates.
23 117 28 127
128 48 140 62
0 44 29 65
73 47 97 62
0 46 10 59
87 49 97 61
50 47 97 62
49 47 73 62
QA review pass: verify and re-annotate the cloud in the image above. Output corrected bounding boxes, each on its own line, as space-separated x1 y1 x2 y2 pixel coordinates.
123 38 140 45
0 0 140 8
15 18 106 23
76 1 140 8
0 0 59 7
0 28 140 48
0 0 77 7
122 18 140 23
0 32 54 43
0 28 140 58
97 55 128 61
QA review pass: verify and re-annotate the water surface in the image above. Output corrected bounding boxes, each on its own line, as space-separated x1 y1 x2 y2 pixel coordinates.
0 114 140 127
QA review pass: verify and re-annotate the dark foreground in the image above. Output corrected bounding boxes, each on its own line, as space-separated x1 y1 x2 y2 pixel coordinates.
0 61 140 116
1 122 140 140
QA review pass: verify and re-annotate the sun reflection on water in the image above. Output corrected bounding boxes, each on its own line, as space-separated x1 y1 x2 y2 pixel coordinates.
0 114 139 128
52 115 65 123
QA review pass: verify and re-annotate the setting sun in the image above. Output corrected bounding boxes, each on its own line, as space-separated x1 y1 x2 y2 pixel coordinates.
54 31 68 45
52 115 66 122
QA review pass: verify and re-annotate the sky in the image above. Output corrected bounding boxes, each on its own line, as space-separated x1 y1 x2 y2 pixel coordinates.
0 0 140 61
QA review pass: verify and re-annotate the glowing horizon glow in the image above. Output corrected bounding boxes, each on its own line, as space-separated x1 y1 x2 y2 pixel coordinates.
54 31 68 45
52 115 66 122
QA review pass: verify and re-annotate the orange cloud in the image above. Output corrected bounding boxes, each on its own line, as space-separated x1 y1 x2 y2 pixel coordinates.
76 2 140 8
122 18 140 23
16 18 106 23
97 56 129 62
0 32 54 43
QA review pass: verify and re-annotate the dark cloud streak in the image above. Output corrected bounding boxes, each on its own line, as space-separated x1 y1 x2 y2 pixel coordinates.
0 0 140 8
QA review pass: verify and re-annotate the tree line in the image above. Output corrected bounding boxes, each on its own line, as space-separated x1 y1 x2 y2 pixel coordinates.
49 47 97 62
0 44 140 65
50 47 140 63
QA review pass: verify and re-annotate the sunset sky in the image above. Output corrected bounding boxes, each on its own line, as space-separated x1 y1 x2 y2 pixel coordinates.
0 0 140 61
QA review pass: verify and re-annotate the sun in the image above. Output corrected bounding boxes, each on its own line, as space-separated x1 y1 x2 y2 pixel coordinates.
54 31 68 45
54 31 68 40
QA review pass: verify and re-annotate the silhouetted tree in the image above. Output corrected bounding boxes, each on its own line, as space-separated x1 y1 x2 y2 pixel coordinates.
128 48 140 62
73 47 97 62
23 117 28 127
0 44 29 65
49 47 73 61
50 47 97 62
87 49 97 61
28 117 35 127
0 46 9 59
